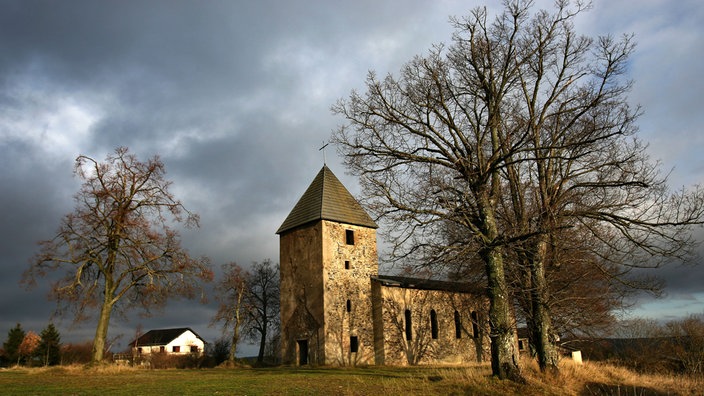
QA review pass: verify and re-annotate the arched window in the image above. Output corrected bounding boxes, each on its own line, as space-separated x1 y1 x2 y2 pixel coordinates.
454 310 462 339
404 309 412 340
430 309 439 339
471 311 479 338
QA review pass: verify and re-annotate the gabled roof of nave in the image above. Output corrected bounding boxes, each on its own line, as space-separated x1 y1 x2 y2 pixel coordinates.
372 275 485 295
276 165 378 234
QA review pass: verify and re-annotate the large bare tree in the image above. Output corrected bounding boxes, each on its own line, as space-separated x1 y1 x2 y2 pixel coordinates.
23 147 212 363
499 0 704 372
334 0 703 379
333 2 534 380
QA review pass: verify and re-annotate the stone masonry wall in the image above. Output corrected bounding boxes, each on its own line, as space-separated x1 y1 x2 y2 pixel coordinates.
279 223 325 365
374 283 491 366
321 220 378 366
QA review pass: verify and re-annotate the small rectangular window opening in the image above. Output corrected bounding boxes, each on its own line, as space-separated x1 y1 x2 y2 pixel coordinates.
172 346 180 353
345 260 350 270
345 229 355 245
350 336 359 353
346 299 352 312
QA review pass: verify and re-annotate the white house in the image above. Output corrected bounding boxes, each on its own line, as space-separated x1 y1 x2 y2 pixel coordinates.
131 328 206 356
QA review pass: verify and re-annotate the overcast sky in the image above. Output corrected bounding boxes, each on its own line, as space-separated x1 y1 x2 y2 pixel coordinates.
1 0 702 355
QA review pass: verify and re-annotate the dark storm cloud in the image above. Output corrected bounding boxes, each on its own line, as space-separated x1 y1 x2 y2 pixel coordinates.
1 0 702 348
0 0 470 345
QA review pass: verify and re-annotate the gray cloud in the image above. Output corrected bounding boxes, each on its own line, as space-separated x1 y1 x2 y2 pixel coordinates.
1 0 702 349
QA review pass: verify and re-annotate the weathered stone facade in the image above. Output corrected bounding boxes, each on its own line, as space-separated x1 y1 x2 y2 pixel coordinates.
371 278 489 365
322 221 378 365
279 219 378 365
279 221 325 365
278 166 490 366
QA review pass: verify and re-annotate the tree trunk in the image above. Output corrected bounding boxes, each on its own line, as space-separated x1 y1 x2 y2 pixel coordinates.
483 245 523 381
229 325 239 363
92 297 113 363
257 319 267 364
482 118 524 382
530 235 559 372
229 289 243 363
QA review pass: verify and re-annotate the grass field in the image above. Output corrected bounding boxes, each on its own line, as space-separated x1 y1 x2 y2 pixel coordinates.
0 359 701 395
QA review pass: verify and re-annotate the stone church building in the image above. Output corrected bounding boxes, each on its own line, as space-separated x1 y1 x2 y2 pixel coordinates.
277 166 490 366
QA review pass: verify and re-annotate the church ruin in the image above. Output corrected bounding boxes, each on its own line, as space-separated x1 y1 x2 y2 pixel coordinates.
277 166 490 366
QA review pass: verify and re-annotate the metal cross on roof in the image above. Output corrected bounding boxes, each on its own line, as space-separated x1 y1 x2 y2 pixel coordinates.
319 141 329 164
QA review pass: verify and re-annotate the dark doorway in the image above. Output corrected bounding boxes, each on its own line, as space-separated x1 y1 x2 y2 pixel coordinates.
297 339 308 365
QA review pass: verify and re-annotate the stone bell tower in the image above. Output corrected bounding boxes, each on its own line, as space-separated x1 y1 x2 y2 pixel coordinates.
277 166 378 366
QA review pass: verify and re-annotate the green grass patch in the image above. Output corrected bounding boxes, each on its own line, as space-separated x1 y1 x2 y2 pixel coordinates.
0 365 487 396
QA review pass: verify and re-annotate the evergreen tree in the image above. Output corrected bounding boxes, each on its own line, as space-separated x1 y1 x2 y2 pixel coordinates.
38 323 62 366
2 324 25 366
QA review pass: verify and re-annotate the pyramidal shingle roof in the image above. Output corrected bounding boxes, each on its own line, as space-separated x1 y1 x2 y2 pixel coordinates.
276 166 378 234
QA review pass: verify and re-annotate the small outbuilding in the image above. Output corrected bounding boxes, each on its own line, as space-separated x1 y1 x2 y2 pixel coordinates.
131 327 205 356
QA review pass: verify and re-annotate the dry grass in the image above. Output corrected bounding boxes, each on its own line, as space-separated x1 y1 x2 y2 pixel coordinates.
519 357 703 395
1 359 701 395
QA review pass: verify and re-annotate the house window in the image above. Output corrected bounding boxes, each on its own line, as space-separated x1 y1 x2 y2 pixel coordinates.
471 311 479 338
518 340 525 351
172 346 180 353
160 346 165 353
345 260 350 270
350 336 359 353
346 299 351 313
345 229 355 245
454 310 462 339
137 347 143 354
430 310 439 339
404 309 412 341
191 345 199 353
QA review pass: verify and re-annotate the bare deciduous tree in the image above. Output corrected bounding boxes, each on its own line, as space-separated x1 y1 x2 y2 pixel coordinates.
23 147 213 363
665 315 704 376
333 1 542 381
243 259 280 365
334 0 704 378
499 0 704 371
211 262 250 364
